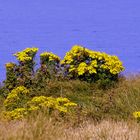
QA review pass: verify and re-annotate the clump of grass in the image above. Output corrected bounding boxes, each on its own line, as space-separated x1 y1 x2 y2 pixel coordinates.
0 116 139 140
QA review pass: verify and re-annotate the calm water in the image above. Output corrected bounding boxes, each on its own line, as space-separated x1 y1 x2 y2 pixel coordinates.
0 0 140 81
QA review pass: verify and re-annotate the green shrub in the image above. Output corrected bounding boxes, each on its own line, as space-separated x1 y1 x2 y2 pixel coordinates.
4 62 18 91
4 46 124 91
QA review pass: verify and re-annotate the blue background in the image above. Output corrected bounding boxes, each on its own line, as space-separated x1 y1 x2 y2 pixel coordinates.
0 0 140 81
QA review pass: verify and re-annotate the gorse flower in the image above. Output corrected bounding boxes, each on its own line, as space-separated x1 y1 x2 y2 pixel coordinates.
27 96 77 113
133 111 140 123
100 55 124 75
133 111 140 118
40 52 60 64
5 62 16 69
3 108 28 120
4 86 30 111
77 62 88 75
14 48 38 62
3 87 29 120
3 86 77 120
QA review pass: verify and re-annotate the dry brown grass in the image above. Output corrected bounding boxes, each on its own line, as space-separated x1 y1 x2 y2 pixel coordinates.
0 118 139 140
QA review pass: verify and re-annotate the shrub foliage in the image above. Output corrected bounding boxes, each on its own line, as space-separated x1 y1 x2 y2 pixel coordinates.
4 45 124 91
3 86 77 120
61 45 124 83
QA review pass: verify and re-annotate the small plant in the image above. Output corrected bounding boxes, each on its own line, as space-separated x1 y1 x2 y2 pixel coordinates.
133 111 140 123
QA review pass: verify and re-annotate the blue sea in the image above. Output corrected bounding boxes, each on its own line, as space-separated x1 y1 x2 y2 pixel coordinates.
0 0 140 81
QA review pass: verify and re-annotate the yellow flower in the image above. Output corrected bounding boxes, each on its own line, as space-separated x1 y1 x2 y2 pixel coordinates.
133 111 140 118
64 102 77 107
30 96 47 104
14 47 38 62
57 97 70 103
100 55 124 74
62 45 124 78
90 60 98 67
3 108 28 120
40 52 60 63
55 105 67 113
87 66 97 74
27 96 77 113
77 62 87 75
71 45 84 53
5 62 16 69
28 106 39 111
4 86 30 110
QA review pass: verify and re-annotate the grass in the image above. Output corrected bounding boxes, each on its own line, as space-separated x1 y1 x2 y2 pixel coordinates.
0 117 139 140
0 75 140 139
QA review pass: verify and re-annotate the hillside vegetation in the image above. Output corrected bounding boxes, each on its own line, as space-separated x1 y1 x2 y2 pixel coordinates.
0 46 139 140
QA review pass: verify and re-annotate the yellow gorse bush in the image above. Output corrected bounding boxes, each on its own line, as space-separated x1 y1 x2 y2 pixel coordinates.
3 86 77 120
4 86 30 111
61 45 124 82
61 45 124 75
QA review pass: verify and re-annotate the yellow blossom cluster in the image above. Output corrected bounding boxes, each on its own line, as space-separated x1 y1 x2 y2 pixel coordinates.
133 111 140 118
61 45 124 76
4 86 30 111
77 62 88 75
40 52 60 64
61 45 83 65
14 48 38 62
3 108 28 120
100 55 124 75
3 86 77 120
28 96 77 113
5 62 16 69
